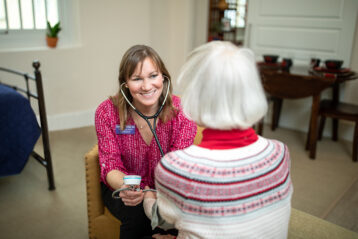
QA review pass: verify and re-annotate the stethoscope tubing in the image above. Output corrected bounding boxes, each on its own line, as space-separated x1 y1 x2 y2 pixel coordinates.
112 187 157 199
120 76 170 157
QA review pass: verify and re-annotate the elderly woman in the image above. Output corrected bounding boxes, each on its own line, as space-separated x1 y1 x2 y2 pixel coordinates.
144 41 293 239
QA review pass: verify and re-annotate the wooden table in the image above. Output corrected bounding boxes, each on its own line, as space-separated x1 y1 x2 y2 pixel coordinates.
258 62 358 159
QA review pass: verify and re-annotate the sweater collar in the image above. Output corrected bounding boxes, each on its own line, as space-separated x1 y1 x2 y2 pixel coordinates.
199 128 258 149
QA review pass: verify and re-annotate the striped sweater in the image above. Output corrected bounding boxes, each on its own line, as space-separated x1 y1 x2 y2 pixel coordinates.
154 134 293 239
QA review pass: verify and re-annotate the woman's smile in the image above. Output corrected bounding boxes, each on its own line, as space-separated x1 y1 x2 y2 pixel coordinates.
140 89 157 97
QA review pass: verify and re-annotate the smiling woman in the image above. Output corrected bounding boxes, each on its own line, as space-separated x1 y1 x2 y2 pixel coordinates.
94 45 197 239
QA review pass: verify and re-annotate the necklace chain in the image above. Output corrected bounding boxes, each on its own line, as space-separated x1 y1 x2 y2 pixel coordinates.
132 112 152 129
131 108 160 130
133 116 145 129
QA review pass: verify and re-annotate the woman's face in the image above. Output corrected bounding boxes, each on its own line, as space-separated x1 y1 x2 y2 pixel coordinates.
126 57 164 112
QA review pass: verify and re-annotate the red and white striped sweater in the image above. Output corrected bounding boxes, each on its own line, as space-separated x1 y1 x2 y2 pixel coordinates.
153 128 293 239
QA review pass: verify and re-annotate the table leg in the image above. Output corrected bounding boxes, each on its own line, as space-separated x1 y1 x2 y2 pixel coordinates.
332 82 339 141
332 119 339 141
308 95 321 159
306 114 312 150
318 116 326 140
272 97 283 131
256 118 264 136
353 123 358 162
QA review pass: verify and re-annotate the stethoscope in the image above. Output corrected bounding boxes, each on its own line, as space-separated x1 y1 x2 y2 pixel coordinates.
120 75 170 157
112 76 170 199
112 185 156 198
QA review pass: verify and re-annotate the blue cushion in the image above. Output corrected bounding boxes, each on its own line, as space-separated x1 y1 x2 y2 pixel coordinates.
0 84 41 176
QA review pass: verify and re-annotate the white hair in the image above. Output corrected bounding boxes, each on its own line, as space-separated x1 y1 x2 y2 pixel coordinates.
177 41 267 130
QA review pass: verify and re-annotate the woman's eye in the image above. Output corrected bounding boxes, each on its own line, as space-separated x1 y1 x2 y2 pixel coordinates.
150 74 158 78
133 78 142 81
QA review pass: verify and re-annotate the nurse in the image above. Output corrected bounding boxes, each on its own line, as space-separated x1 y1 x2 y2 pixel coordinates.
95 45 197 239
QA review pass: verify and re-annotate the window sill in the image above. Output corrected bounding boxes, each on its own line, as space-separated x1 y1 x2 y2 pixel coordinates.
0 43 83 53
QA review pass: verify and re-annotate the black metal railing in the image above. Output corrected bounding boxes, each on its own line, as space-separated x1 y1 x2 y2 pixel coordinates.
0 61 55 190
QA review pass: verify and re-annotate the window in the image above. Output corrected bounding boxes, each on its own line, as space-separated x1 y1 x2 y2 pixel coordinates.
0 0 80 51
0 0 59 33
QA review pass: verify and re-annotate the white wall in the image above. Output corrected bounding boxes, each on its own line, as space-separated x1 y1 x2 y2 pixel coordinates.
338 15 358 141
149 0 208 90
345 16 358 104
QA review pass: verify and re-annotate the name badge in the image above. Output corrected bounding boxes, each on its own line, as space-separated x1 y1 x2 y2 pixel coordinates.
116 125 135 135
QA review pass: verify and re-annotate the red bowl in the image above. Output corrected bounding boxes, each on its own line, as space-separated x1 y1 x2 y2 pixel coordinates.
263 55 279 63
325 60 343 69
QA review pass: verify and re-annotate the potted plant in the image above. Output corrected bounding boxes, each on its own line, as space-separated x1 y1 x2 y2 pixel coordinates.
46 21 61 48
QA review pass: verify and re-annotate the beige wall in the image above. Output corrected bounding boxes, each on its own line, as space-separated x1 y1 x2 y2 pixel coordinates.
0 0 356 137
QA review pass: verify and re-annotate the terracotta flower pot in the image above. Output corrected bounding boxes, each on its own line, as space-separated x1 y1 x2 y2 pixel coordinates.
46 36 58 48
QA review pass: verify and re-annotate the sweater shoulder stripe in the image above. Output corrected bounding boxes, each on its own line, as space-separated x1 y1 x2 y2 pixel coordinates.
159 145 286 186
155 141 291 204
159 139 286 184
156 176 292 217
156 169 291 202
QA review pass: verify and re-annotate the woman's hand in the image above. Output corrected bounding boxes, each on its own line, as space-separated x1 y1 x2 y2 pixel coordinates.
119 184 144 206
